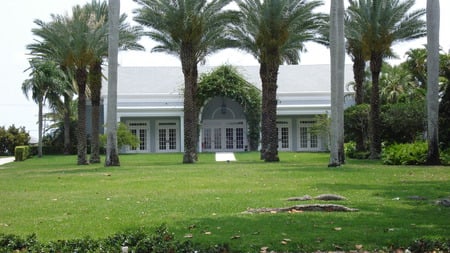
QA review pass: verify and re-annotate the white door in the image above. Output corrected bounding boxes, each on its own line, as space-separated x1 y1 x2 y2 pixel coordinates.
277 120 291 151
298 120 320 151
202 120 246 152
157 121 178 152
128 122 149 152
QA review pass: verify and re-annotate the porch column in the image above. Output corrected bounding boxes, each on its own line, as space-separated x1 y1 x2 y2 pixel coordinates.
198 123 203 153
180 115 184 152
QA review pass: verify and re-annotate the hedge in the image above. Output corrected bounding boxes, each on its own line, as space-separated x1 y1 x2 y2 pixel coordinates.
14 146 30 161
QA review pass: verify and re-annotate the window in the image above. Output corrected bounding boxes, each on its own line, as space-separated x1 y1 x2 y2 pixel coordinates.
128 121 148 152
298 120 320 151
156 121 178 152
277 120 291 151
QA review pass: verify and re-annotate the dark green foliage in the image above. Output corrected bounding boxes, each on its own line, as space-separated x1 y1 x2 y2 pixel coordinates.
382 142 428 165
408 238 450 253
344 104 369 151
344 142 370 159
42 118 78 155
0 225 232 253
0 125 30 156
1 231 447 253
198 65 261 151
381 101 425 144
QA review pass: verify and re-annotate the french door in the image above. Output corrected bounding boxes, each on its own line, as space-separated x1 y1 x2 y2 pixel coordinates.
202 120 246 152
298 120 320 151
128 122 148 152
277 120 291 151
156 121 178 152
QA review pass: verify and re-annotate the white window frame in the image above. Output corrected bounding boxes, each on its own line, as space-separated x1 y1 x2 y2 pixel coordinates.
297 119 321 151
277 119 292 151
127 120 150 153
155 120 179 152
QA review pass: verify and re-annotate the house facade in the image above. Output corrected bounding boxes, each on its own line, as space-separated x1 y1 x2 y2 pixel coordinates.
102 64 354 154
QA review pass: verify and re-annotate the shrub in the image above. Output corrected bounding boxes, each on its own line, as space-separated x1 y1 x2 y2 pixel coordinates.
345 142 370 159
407 238 450 253
14 146 30 161
382 142 428 165
0 225 230 253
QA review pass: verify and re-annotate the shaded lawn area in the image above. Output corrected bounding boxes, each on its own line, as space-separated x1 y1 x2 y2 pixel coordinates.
0 152 448 252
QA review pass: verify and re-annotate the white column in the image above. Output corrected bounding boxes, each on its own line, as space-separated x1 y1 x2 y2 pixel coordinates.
180 116 184 152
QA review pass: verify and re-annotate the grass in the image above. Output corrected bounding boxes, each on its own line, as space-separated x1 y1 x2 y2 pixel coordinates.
0 152 449 252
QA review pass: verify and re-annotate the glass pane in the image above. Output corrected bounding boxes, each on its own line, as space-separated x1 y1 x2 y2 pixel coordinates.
203 128 211 150
236 128 244 149
131 129 137 150
169 129 177 150
300 127 308 148
226 128 233 149
310 133 318 148
214 128 221 149
159 129 166 150
139 129 146 150
281 127 289 148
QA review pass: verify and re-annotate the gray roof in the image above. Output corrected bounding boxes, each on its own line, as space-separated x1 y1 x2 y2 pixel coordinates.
102 64 354 96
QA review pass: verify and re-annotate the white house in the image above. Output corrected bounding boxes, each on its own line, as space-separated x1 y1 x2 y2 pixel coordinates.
101 64 354 154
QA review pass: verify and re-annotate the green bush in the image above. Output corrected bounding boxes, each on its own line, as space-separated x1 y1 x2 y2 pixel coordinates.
382 142 428 165
0 225 230 253
14 146 30 161
345 142 370 159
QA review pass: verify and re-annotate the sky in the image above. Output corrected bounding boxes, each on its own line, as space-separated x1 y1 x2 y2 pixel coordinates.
0 0 449 140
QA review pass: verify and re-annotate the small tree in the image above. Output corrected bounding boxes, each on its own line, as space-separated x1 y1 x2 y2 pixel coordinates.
0 125 30 156
101 123 139 150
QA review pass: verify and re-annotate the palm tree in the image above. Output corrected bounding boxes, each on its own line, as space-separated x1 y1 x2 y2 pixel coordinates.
133 0 238 163
22 59 66 157
379 64 416 103
405 48 427 87
329 0 345 166
426 0 440 164
346 0 426 159
29 5 106 165
232 0 327 162
82 0 143 164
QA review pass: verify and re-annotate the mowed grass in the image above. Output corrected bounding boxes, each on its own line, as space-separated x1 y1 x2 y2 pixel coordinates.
0 152 449 252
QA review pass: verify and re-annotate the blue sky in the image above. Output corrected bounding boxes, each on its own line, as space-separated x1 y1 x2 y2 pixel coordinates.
0 0 448 139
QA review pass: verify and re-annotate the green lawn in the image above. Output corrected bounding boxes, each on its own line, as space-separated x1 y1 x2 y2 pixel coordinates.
0 152 448 252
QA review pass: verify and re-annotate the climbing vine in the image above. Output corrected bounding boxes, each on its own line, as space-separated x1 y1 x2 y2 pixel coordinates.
197 65 261 151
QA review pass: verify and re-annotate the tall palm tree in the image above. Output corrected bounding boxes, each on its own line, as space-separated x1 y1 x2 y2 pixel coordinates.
329 0 345 166
22 59 66 157
426 0 440 164
346 0 426 159
82 0 143 164
134 0 238 163
232 0 327 162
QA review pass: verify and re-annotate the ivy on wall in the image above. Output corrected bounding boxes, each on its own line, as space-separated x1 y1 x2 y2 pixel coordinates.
197 65 261 151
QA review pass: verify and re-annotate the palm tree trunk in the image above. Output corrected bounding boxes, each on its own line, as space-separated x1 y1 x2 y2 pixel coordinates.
329 0 345 166
76 68 89 165
63 94 72 155
181 43 199 164
105 0 120 166
353 53 366 152
353 55 366 105
260 61 280 162
89 60 102 163
38 100 43 158
369 54 382 159
426 0 440 165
